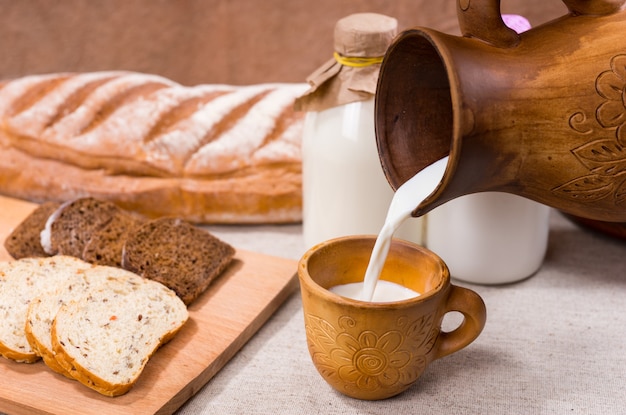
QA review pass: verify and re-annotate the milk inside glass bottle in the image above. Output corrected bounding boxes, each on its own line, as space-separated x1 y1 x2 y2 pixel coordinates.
425 15 551 285
295 13 424 249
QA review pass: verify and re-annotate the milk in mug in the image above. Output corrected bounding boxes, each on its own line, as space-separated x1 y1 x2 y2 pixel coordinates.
329 280 420 302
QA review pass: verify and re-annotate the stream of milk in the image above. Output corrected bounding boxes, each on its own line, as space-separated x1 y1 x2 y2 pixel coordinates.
329 156 448 302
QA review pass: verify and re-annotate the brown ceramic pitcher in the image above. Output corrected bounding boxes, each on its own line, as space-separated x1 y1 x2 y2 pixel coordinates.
375 0 626 222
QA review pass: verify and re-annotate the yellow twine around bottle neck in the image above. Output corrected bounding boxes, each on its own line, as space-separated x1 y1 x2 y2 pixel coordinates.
333 52 384 68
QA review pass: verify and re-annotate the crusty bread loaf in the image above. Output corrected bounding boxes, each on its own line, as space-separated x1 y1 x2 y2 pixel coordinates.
25 263 145 377
0 256 94 362
0 71 308 224
51 274 188 396
122 217 235 305
3 201 60 258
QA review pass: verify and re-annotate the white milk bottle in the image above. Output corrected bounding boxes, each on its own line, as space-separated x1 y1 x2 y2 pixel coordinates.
426 192 550 284
295 13 423 249
425 15 551 285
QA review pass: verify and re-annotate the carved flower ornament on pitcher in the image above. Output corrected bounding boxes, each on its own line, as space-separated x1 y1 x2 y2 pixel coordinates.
560 54 626 205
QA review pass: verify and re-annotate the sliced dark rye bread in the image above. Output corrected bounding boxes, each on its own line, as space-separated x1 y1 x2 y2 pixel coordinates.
3 201 61 259
82 211 143 267
122 217 235 305
41 197 124 257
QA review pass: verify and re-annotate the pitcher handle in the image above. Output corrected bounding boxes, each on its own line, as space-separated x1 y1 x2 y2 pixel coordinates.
458 0 626 48
562 0 626 15
433 285 487 360
457 0 520 47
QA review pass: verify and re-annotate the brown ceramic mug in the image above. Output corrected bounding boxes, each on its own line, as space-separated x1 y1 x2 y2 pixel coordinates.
298 236 486 400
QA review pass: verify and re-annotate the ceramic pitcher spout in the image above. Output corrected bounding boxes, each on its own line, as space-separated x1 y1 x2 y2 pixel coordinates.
375 2 626 222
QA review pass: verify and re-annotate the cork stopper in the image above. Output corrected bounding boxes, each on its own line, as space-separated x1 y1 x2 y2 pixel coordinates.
294 13 398 112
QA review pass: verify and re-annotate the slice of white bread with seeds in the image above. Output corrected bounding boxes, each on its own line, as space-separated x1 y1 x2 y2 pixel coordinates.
0 256 94 363
26 276 93 375
51 273 188 396
25 263 146 377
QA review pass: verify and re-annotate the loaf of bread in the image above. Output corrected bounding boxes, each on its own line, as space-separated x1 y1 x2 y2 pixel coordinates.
0 71 308 224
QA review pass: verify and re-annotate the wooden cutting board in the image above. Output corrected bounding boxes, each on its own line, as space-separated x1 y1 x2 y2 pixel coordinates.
0 195 300 415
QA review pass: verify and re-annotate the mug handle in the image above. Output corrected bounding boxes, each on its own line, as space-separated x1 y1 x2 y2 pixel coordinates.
433 285 487 360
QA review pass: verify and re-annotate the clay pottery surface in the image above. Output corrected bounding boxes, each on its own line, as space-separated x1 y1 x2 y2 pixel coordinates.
376 0 626 222
298 236 486 400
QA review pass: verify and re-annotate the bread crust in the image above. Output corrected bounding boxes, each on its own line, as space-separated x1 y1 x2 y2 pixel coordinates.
51 317 186 396
50 280 188 397
0 343 39 363
0 143 302 223
24 296 72 376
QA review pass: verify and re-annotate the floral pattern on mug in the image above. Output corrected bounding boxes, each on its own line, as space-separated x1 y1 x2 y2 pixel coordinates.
305 312 438 395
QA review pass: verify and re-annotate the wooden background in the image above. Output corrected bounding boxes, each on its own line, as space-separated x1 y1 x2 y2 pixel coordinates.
0 0 567 86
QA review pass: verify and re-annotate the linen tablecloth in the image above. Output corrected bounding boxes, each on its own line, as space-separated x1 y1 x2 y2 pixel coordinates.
177 210 626 414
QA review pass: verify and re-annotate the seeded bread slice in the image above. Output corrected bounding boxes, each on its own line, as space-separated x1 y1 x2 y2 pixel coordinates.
82 211 143 267
122 217 235 305
51 276 188 396
25 264 144 376
0 256 95 363
3 201 61 259
40 197 124 257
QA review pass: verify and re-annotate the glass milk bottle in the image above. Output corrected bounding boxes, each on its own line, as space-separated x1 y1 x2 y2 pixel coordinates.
425 15 551 285
295 13 424 249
